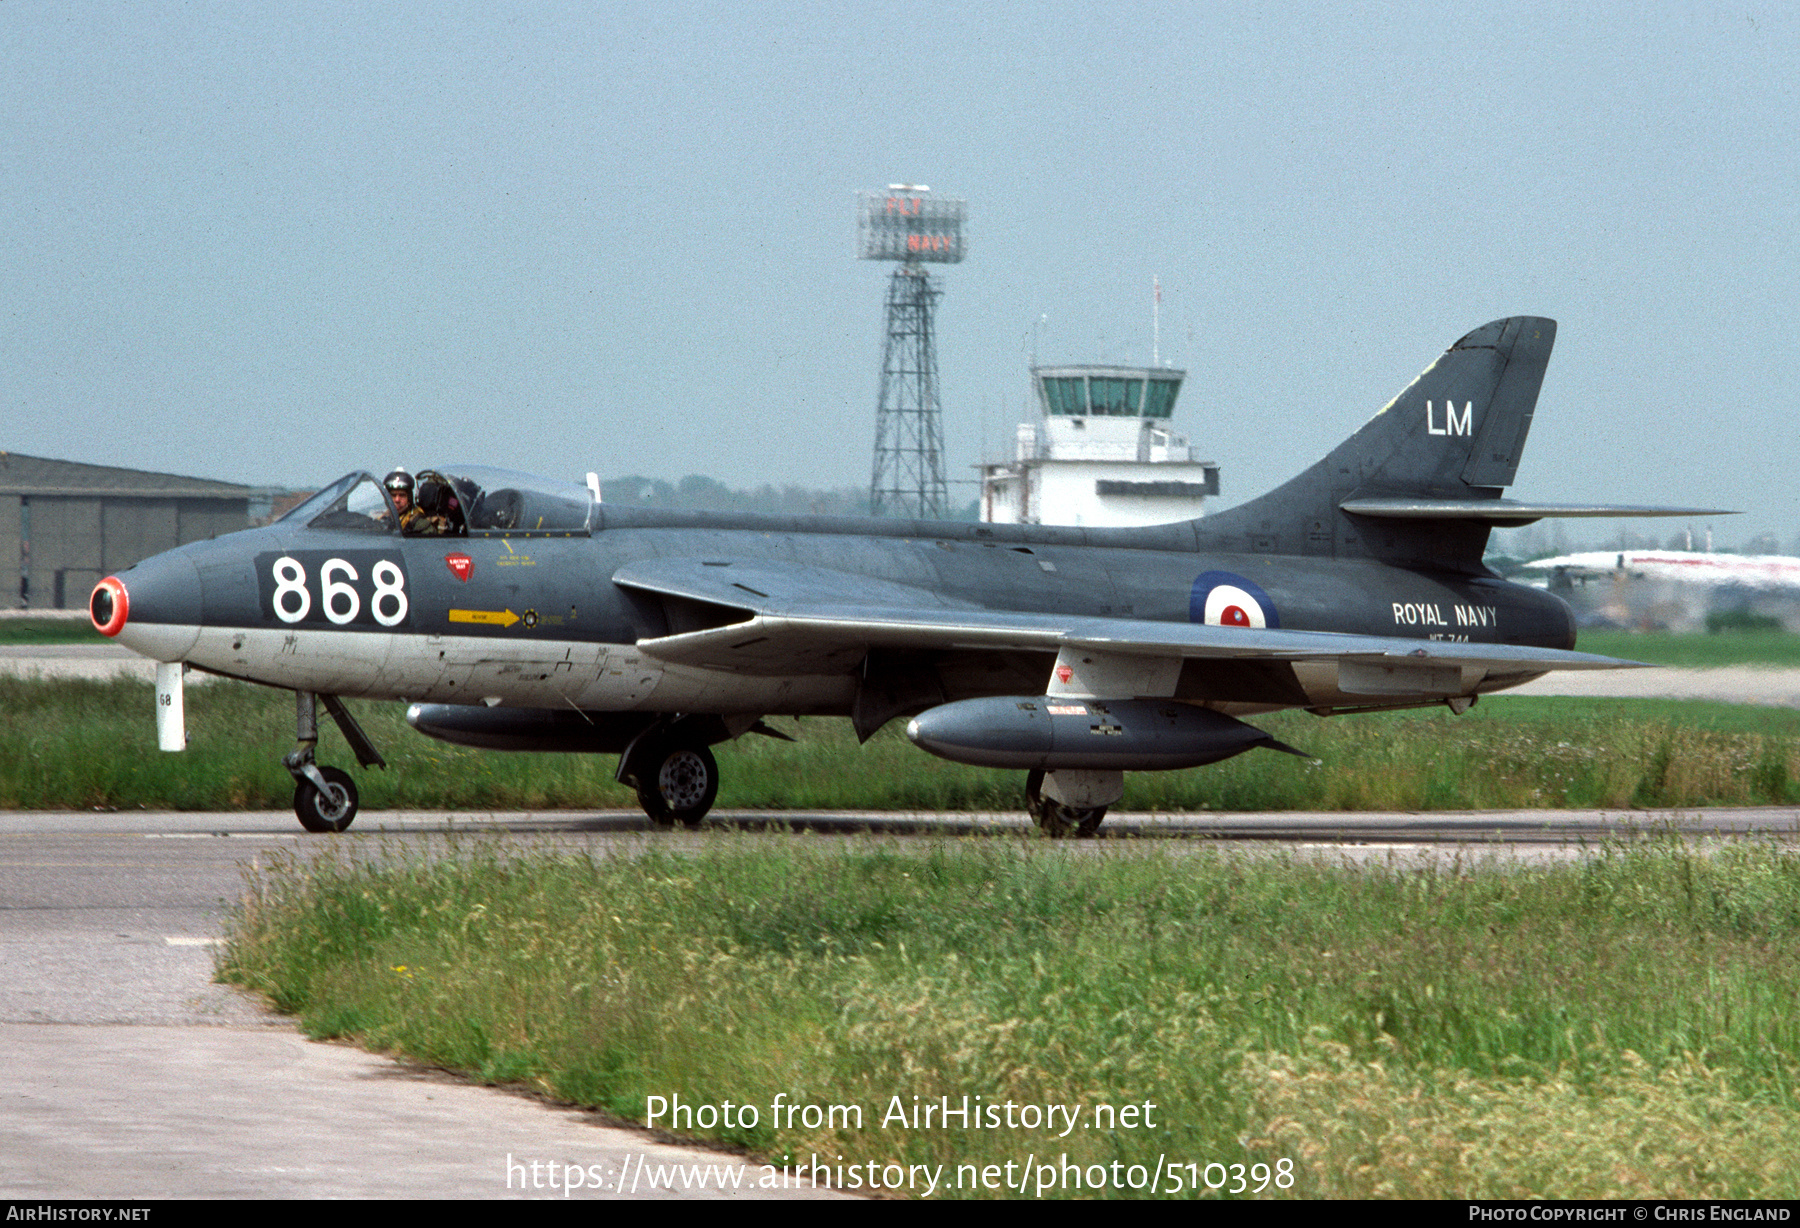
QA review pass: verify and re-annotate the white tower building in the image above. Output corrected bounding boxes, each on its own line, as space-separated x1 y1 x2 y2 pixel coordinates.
979 365 1218 527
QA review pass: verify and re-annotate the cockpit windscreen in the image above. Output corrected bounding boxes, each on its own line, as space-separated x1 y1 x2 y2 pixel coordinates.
290 467 595 536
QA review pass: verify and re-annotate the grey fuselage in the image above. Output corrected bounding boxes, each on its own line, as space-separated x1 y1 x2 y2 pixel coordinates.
109 492 1576 726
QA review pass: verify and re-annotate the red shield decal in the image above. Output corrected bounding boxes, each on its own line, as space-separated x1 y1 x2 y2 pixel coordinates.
1055 664 1073 684
445 553 474 582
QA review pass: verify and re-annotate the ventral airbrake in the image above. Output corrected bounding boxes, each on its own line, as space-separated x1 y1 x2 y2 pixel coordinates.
90 318 1724 835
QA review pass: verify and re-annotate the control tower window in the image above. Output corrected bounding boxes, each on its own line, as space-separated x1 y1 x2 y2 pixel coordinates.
1143 378 1181 420
1088 378 1143 417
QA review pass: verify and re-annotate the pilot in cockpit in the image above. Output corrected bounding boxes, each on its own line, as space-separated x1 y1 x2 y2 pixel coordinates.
380 470 415 526
383 468 463 536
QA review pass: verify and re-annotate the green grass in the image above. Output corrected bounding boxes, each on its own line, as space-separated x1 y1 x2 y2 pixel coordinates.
6 676 1800 812
0 617 103 645
218 838 1800 1198
1574 628 1800 668
1483 693 1800 734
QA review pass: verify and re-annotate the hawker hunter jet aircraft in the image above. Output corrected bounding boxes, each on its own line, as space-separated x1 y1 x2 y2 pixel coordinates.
91 317 1719 835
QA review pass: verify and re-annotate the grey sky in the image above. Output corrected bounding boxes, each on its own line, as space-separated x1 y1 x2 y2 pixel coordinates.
4 3 1795 544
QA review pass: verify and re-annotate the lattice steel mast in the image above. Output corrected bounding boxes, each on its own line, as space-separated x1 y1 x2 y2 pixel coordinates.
859 186 966 519
871 267 947 517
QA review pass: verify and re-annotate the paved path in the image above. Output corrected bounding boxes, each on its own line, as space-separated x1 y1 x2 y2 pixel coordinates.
0 817 844 1199
0 643 162 681
1510 665 1800 706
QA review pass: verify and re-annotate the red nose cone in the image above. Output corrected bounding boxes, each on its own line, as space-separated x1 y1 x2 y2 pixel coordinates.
90 576 129 637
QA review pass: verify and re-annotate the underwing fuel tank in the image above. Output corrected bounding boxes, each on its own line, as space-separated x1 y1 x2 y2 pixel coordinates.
905 697 1307 772
406 704 657 753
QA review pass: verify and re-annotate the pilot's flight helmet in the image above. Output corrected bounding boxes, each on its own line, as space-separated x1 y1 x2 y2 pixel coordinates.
384 469 415 495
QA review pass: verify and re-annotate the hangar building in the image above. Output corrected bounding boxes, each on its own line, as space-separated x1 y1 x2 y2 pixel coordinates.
0 452 252 609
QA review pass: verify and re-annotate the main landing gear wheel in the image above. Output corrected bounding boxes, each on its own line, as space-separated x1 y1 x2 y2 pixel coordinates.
294 766 359 833
636 743 719 830
1024 770 1106 839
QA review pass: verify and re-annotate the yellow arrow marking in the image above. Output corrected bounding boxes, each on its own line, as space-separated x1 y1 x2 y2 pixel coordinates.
448 608 520 628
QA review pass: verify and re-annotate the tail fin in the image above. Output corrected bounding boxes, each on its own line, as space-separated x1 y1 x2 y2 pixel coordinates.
1199 317 1556 571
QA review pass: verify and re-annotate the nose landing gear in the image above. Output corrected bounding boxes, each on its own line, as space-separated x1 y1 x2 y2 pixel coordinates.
282 691 386 833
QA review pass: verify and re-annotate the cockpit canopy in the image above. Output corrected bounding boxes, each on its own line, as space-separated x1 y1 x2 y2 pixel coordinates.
283 466 596 535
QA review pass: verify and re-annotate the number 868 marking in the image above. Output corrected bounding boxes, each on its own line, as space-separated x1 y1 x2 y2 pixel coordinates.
271 556 409 627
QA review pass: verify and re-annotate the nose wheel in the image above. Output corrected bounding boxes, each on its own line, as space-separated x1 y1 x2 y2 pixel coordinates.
294 765 359 833
281 691 384 833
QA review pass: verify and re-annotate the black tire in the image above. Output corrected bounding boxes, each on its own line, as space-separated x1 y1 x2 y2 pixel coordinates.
1037 803 1107 838
1024 769 1105 838
635 743 719 829
294 766 359 833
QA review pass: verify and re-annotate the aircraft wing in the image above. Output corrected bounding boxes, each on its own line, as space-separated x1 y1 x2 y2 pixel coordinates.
612 558 1641 676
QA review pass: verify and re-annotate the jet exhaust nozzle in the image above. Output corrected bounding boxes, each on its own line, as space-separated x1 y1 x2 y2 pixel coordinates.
906 696 1296 771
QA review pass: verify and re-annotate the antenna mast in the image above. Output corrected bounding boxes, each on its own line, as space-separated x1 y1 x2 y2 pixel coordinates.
1152 275 1162 367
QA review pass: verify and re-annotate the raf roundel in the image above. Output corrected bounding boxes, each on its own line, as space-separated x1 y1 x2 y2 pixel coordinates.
1190 571 1280 629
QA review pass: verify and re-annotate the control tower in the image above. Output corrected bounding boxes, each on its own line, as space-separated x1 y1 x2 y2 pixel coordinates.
980 365 1219 527
858 186 967 519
